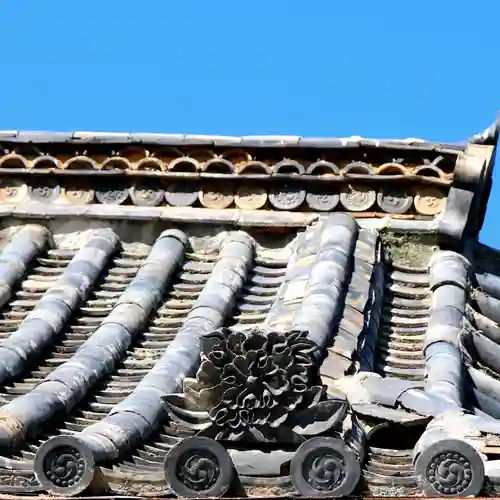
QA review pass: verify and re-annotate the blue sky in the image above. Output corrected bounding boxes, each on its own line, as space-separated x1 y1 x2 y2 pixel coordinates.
0 1 498 244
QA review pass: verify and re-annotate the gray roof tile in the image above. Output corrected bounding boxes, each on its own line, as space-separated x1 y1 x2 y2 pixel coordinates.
0 125 488 150
0 113 496 498
0 215 450 498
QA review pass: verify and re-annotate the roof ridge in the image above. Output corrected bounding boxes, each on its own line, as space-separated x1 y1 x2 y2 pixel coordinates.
0 129 472 148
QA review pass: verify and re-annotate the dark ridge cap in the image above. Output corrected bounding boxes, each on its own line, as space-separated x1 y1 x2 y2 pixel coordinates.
0 129 471 151
469 114 500 147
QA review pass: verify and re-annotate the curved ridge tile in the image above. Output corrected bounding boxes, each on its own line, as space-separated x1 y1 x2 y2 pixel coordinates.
474 289 500 325
467 330 500 377
411 251 483 497
263 227 318 333
475 271 500 300
292 213 358 346
470 307 500 345
0 230 186 451
0 244 148 410
357 263 385 372
465 298 500 417
0 226 49 309
35 231 254 483
321 228 382 382
0 249 75 349
424 250 469 405
338 230 381 362
468 366 500 418
0 229 119 390
0 246 212 469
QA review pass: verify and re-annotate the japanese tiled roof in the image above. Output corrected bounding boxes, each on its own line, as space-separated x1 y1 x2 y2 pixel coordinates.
0 120 497 498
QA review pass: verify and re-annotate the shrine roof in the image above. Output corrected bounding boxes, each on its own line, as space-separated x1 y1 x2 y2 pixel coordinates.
0 116 496 498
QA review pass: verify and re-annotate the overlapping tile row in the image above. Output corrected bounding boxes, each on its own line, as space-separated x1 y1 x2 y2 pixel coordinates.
0 229 119 393
319 227 381 384
0 215 368 497
117 214 377 498
0 225 49 310
71 232 255 494
0 217 496 498
424 251 468 405
356 253 431 492
409 250 483 498
0 244 76 343
374 261 430 381
0 232 187 453
2 231 248 489
0 226 64 343
0 241 224 494
97 239 297 493
444 242 500 495
465 244 500 417
466 307 500 417
291 214 358 345
263 224 322 333
0 147 456 178
264 214 373 347
0 242 149 406
360 416 420 493
46 246 216 434
0 231 186 452
363 447 419 495
228 248 290 332
0 146 453 216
